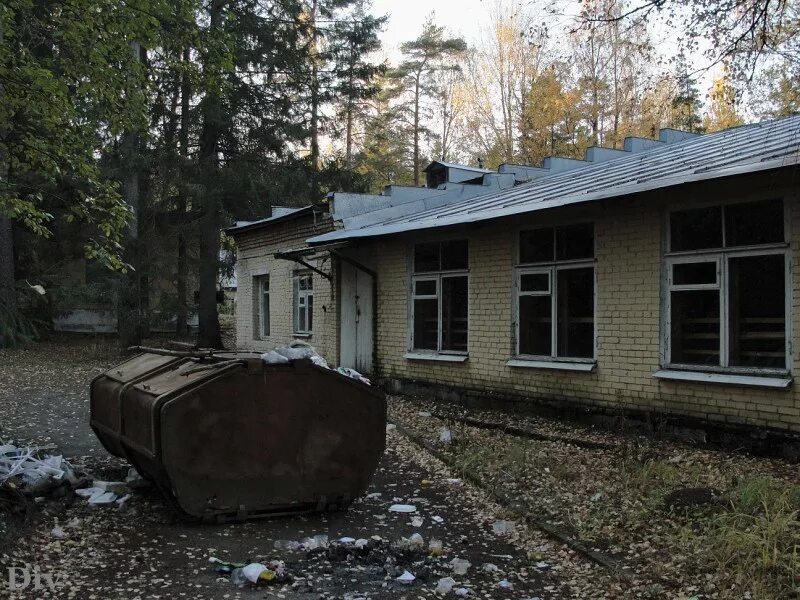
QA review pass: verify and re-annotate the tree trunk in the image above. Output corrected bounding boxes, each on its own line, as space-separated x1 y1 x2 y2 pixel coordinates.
413 76 420 186
197 0 224 349
117 42 147 351
0 215 15 314
309 0 320 171
176 47 191 337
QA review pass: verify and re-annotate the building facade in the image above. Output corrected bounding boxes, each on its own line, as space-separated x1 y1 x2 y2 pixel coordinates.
230 118 800 442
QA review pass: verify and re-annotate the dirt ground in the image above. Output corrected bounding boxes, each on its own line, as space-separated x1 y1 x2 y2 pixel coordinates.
0 338 608 599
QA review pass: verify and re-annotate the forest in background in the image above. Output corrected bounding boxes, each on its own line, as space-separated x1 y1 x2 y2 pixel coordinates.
1 0 799 348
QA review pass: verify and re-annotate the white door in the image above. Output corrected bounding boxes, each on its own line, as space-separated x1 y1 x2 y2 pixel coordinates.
339 262 374 373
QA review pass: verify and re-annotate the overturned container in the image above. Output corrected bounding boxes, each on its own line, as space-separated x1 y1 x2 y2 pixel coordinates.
90 348 386 521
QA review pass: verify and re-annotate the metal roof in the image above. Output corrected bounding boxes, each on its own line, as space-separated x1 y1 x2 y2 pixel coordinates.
423 160 493 173
225 205 315 235
309 117 800 245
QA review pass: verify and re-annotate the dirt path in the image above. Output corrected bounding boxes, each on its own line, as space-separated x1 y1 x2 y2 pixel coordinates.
0 340 603 599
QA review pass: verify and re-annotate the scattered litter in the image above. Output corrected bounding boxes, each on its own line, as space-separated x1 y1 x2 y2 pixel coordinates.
389 503 417 513
418 411 432 417
396 533 424 551
125 467 150 489
481 563 499 573
242 563 269 583
395 570 415 585
260 342 370 384
429 538 443 556
492 520 516 535
445 478 462 485
535 561 550 570
354 538 369 549
88 491 117 506
411 515 424 527
92 480 126 493
0 443 78 494
590 492 602 502
115 494 131 508
300 534 329 550
435 576 455 595
386 423 397 431
339 536 356 544
498 579 514 590
454 588 470 597
50 525 66 539
450 558 471 575
432 515 444 523
366 492 382 499
439 427 453 444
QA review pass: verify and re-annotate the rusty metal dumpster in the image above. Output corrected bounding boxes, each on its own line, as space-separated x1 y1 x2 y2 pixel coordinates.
90 350 386 521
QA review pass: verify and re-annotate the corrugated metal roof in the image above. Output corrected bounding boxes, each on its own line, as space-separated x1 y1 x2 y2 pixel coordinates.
309 117 800 245
225 205 314 235
423 160 493 173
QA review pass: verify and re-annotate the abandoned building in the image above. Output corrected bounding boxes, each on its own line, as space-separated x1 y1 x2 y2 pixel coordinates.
227 116 800 445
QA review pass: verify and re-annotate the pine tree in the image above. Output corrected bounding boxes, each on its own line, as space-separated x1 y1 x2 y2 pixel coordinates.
670 54 705 133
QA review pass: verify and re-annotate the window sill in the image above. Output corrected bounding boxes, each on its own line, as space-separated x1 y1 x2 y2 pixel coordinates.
404 352 468 363
653 369 792 389
507 359 596 372
293 333 312 339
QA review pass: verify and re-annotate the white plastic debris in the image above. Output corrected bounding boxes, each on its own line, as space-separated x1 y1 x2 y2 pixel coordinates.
115 494 131 508
335 366 371 385
445 478 462 485
418 411 432 417
389 504 417 513
492 520 516 535
481 563 499 573
435 577 455 595
242 563 268 583
273 539 302 551
408 533 424 549
395 570 415 585
366 492 382 499
261 350 290 364
88 491 117 505
310 354 329 369
300 534 329 550
535 561 550 570
439 428 453 444
50 525 66 539
411 516 424 527
354 538 369 549
454 588 470 596
450 558 471 575
339 537 356 544
428 538 443 556
385 423 397 431
0 443 77 492
432 515 444 523
498 579 514 590
125 467 149 489
93 480 127 493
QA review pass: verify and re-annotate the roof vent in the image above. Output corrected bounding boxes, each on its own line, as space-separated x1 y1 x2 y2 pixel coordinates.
658 128 702 144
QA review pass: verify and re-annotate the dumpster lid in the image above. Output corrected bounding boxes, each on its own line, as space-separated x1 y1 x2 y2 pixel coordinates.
131 360 241 397
104 354 183 384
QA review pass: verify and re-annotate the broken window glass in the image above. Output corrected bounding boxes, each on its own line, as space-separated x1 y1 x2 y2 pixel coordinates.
556 268 594 358
728 254 785 368
442 276 468 351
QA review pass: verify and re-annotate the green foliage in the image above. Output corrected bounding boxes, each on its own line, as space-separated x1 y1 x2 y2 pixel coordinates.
0 0 171 269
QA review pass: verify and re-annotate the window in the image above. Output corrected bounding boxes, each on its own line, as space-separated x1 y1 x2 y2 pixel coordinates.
516 224 595 360
293 272 313 334
411 240 468 352
665 198 787 371
253 275 270 338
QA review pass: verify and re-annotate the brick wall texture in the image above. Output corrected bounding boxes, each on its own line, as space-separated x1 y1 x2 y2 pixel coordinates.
233 170 800 433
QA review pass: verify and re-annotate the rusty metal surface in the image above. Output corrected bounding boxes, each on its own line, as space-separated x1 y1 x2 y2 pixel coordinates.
90 352 386 521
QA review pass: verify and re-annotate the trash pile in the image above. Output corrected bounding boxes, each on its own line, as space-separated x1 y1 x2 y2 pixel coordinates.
261 341 371 385
0 442 79 495
207 530 527 596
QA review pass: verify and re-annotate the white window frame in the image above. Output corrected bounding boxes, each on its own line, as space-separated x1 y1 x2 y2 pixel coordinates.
258 275 270 338
293 272 314 335
662 198 791 375
409 242 469 355
513 225 596 363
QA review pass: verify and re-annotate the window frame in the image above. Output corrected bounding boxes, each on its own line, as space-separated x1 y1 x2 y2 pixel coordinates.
662 198 791 375
513 223 597 363
293 272 314 335
259 275 270 338
408 240 469 355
